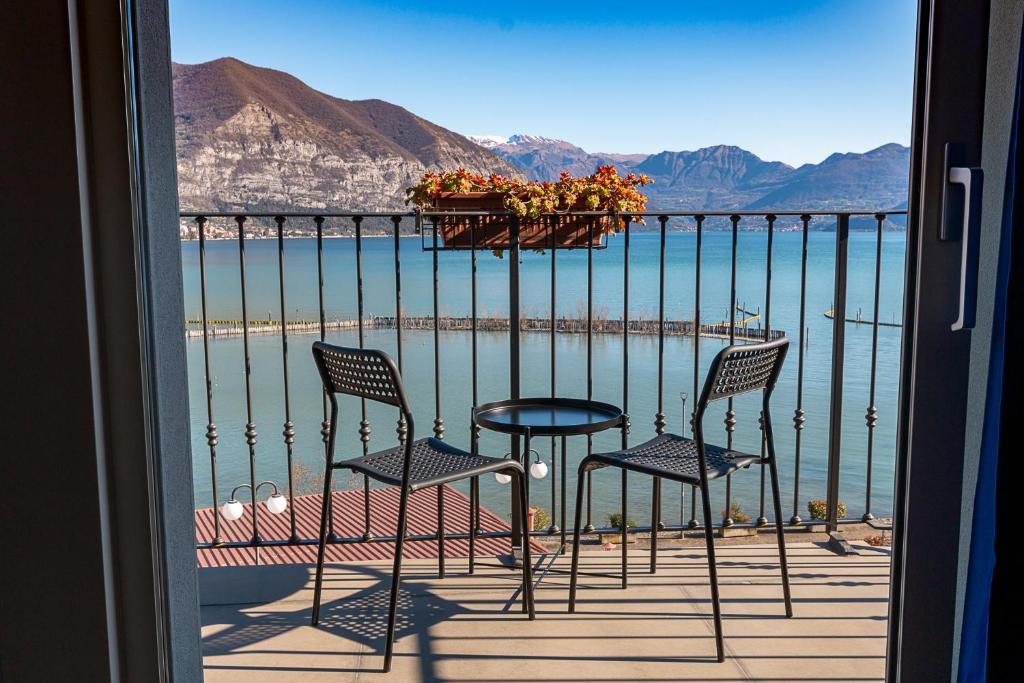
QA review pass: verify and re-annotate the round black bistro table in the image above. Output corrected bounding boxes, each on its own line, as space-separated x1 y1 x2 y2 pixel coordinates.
472 397 625 561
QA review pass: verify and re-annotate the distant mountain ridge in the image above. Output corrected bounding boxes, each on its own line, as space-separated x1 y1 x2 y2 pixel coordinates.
471 135 909 213
173 58 518 213
172 57 909 222
466 134 644 184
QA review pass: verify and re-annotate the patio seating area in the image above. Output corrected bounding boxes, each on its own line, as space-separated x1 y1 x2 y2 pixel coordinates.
189 210 900 680
200 542 890 681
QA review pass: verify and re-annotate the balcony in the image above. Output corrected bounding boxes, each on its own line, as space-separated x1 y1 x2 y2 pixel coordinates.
200 543 890 680
185 209 902 679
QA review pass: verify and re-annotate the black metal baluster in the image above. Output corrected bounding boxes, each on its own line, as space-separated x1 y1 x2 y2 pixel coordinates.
430 216 445 576
863 214 885 521
655 215 667 532
315 216 336 540
651 215 667 564
509 215 523 557
655 215 668 436
561 434 567 549
471 215 479 445
688 215 704 529
680 389 688 532
469 217 479 539
791 215 810 525
723 215 739 526
549 215 559 535
236 216 261 555
392 216 407 446
274 216 298 542
622 213 630 437
621 213 633 567
825 214 851 539
432 216 444 440
353 216 373 542
584 217 595 534
757 214 775 528
196 217 222 545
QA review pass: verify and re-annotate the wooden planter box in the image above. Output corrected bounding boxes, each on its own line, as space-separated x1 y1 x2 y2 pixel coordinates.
428 192 613 249
599 531 637 544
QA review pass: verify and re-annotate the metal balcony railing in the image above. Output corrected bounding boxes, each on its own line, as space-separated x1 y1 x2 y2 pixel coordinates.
183 209 906 556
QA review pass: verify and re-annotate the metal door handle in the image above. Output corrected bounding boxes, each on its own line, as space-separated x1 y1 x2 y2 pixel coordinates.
943 165 983 331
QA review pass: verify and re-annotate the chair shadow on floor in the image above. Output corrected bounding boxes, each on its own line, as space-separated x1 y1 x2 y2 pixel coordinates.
201 550 886 679
200 563 466 678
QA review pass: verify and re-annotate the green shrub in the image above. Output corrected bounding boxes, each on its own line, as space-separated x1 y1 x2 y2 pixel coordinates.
530 507 551 531
607 512 637 530
807 499 847 520
721 501 751 524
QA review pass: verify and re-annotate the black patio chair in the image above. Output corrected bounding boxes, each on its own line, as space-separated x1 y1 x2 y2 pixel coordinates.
310 342 535 673
567 337 792 662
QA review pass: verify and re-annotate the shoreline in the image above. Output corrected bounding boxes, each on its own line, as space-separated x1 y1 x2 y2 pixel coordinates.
179 226 906 242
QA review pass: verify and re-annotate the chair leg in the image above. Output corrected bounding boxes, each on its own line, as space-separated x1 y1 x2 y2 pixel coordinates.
699 480 725 662
437 485 445 579
568 465 587 613
383 484 411 673
650 476 661 574
311 465 335 626
517 470 536 619
621 469 628 588
468 476 477 575
767 459 793 617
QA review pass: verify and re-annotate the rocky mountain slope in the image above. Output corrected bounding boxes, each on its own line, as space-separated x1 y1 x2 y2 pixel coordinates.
173 58 518 213
744 143 910 210
633 145 795 209
172 57 909 221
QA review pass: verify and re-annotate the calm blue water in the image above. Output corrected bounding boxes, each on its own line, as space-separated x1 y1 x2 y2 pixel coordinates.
182 227 906 529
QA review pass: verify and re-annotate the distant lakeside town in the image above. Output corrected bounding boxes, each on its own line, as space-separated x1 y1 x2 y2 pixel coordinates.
178 217 906 241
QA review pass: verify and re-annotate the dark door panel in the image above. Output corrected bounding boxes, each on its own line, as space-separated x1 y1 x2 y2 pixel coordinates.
889 1 991 680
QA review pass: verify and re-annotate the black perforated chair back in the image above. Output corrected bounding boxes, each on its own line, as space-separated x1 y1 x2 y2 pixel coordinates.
312 342 410 415
697 337 789 412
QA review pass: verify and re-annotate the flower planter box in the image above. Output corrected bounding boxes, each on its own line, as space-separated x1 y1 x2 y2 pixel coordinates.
429 192 613 249
599 532 637 545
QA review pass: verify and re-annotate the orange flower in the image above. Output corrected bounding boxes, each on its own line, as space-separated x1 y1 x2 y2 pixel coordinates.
406 166 650 224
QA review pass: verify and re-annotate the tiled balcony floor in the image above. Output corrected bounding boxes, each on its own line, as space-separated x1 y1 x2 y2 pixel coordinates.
200 542 890 681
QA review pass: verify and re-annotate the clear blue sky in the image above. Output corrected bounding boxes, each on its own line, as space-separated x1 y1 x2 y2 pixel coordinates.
169 0 916 167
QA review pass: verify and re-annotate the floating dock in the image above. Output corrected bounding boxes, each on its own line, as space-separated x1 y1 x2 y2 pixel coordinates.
823 309 902 328
185 315 784 343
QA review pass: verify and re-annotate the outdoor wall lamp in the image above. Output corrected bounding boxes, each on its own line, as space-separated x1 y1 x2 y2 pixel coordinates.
493 449 547 483
220 480 288 521
529 449 548 480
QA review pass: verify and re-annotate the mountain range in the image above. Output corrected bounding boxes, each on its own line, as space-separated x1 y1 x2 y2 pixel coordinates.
173 58 909 226
470 135 909 214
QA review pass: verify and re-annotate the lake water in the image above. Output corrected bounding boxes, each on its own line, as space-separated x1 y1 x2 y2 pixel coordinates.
182 227 906 530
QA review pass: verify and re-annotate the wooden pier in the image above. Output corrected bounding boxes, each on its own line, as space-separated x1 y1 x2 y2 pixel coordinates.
824 308 902 328
185 315 784 343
